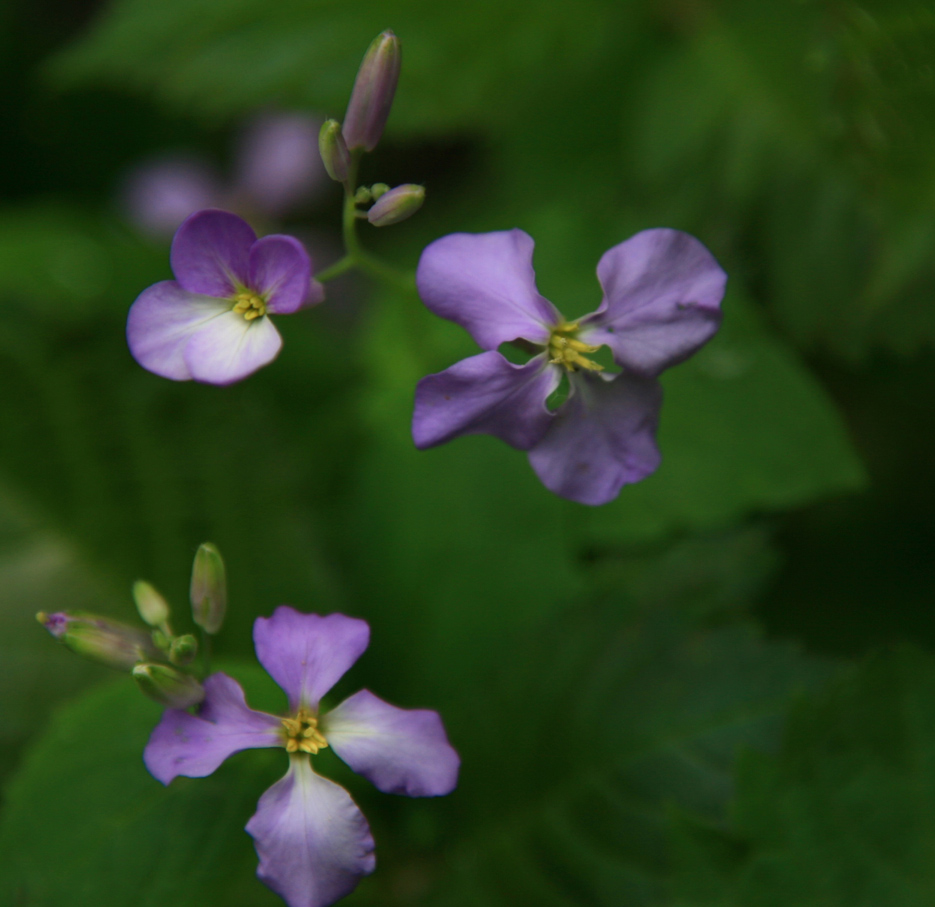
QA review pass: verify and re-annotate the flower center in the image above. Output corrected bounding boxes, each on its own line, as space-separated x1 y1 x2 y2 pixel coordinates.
547 321 604 372
281 708 329 754
231 291 268 322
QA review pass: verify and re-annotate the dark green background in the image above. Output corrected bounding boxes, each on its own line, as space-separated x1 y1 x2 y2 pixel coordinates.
1 1 934 904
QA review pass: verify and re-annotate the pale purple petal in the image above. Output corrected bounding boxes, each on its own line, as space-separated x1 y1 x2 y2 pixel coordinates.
234 112 325 217
416 230 561 349
249 234 323 314
127 280 229 380
323 690 460 797
579 228 726 375
253 607 370 711
183 310 283 385
528 371 663 506
121 156 223 237
412 351 558 450
170 209 256 297
246 756 376 907
143 673 282 785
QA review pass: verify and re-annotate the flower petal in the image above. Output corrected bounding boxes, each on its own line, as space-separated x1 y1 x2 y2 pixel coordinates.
416 230 561 349
249 234 323 314
323 689 460 797
528 371 663 506
253 607 370 711
170 209 256 296
412 351 559 450
579 228 726 375
126 280 230 381
234 112 324 217
143 673 282 785
183 310 283 385
246 755 376 907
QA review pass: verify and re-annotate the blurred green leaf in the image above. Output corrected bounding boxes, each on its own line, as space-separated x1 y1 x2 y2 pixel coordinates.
673 646 935 906
0 662 287 907
429 608 832 906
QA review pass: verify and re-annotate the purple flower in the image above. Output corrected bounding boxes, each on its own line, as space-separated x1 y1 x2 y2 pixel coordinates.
144 606 459 907
121 111 326 236
127 209 324 384
412 228 727 505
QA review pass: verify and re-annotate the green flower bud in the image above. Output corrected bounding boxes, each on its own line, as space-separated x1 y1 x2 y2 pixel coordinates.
342 31 402 152
190 542 227 634
169 633 198 667
353 185 373 205
370 182 390 200
367 184 425 227
132 580 170 628
132 663 205 709
318 119 350 182
37 611 158 671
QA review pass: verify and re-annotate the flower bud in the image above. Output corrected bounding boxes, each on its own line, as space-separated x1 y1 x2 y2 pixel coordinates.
318 119 350 182
370 182 390 200
133 663 205 709
37 611 157 671
342 31 401 151
132 580 170 628
190 542 227 634
169 633 198 666
367 184 425 227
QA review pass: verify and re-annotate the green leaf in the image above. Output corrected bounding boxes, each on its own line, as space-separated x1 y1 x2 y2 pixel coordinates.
429 608 832 906
673 646 935 906
0 662 286 907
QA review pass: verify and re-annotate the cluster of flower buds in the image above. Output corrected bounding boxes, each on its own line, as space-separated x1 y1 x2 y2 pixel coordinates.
318 31 425 228
37 542 229 709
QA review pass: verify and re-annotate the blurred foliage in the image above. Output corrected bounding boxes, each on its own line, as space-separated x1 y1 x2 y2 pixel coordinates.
0 0 933 904
672 646 935 905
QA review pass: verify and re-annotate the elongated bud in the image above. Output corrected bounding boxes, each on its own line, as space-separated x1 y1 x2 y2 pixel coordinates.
133 663 205 708
367 184 425 226
37 611 157 671
190 542 227 634
133 580 170 628
318 119 350 182
169 633 198 666
342 31 401 151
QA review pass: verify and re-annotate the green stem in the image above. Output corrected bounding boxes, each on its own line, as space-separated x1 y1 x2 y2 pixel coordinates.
315 255 355 283
200 627 212 678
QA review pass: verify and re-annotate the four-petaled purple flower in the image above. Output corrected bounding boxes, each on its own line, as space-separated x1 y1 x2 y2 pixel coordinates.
412 228 727 505
127 209 324 385
144 606 459 907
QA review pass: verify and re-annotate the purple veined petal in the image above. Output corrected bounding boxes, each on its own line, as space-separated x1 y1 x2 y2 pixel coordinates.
578 228 727 376
234 112 325 217
182 310 283 385
323 689 460 797
249 234 323 314
412 351 559 451
416 230 561 350
143 673 282 785
170 209 256 297
528 370 663 506
127 280 230 380
246 755 376 907
253 607 370 712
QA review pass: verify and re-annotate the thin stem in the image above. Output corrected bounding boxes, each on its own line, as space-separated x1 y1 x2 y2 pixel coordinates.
315 255 355 283
200 627 212 678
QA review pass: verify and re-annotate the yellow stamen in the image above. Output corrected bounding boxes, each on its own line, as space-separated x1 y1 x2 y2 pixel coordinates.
547 321 604 372
231 292 267 322
280 708 328 755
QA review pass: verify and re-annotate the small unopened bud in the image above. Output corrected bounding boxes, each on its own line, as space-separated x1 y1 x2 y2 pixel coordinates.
367 184 425 227
370 182 390 200
342 31 401 152
319 119 350 182
169 633 198 666
133 580 170 628
190 542 227 634
37 611 157 671
133 663 205 709
353 185 373 205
